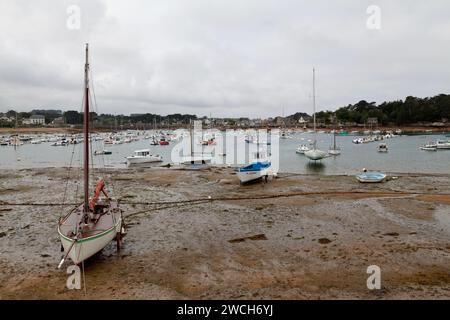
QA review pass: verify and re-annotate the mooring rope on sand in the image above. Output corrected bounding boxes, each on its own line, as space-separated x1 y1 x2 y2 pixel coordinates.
2 190 449 210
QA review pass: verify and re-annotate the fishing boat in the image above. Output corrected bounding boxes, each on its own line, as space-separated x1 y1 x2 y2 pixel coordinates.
296 144 310 154
356 171 387 183
237 149 274 184
328 130 341 155
58 44 124 267
126 149 163 165
304 68 327 162
377 143 388 153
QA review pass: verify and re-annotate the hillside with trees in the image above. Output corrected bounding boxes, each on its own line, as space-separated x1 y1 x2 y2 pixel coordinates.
316 94 450 126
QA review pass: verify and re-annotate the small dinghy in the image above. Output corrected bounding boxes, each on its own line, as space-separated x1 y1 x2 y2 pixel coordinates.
356 171 387 183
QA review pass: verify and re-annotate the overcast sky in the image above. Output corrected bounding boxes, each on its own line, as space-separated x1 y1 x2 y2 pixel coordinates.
0 0 449 118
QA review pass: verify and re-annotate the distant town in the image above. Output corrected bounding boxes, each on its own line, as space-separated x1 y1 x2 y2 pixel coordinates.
1 94 449 131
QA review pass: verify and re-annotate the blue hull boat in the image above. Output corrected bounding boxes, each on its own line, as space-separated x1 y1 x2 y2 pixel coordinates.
237 161 272 183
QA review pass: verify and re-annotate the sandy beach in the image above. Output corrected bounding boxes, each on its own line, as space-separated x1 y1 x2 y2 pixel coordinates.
0 167 449 299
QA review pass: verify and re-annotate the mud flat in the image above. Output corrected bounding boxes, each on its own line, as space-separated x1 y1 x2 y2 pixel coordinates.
0 167 449 299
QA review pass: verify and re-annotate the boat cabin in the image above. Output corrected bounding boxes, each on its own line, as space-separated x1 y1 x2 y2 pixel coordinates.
134 149 151 157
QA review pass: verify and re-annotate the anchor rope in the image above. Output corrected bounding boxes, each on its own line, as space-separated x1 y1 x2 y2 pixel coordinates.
1 190 449 209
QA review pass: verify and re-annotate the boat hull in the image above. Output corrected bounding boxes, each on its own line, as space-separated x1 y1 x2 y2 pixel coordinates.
304 149 327 161
126 156 162 165
356 172 386 183
58 217 122 265
237 162 273 183
237 168 272 183
328 149 341 155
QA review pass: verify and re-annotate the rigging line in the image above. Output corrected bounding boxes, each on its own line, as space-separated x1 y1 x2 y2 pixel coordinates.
89 67 116 197
61 89 86 218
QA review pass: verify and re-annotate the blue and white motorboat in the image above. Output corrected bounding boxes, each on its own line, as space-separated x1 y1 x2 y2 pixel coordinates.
356 172 387 183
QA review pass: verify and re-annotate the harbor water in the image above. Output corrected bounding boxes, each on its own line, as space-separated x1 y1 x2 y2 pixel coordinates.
0 132 449 175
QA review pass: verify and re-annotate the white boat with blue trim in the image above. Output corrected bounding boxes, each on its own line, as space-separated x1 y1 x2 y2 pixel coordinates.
237 150 275 183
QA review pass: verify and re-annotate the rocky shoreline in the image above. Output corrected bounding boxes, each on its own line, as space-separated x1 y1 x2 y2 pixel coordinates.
0 167 449 299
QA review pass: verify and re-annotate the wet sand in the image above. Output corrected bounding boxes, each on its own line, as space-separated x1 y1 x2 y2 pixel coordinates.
0 167 449 299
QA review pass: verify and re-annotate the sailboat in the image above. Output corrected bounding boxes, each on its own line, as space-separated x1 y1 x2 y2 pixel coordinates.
181 120 212 169
328 130 341 155
305 68 327 161
237 149 273 183
58 44 124 267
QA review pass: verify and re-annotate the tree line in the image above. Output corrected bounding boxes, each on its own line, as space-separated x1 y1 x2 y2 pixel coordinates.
314 94 450 126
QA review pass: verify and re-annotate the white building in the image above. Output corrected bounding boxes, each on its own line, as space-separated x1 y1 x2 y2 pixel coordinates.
23 115 45 125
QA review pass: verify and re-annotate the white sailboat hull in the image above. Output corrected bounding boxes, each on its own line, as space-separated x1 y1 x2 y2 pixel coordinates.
237 167 272 183
328 149 341 155
304 149 327 161
58 217 122 265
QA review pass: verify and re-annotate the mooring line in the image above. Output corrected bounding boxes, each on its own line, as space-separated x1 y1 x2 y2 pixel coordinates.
2 190 449 208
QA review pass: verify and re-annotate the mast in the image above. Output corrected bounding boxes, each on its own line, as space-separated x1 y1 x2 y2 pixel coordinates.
312 68 317 150
190 119 194 157
83 43 90 212
333 130 336 149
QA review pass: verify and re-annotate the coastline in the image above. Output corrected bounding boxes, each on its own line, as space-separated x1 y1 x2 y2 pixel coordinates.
1 125 449 135
0 167 449 299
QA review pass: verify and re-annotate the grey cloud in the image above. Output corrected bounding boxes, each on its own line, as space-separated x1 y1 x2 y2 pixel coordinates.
0 0 449 117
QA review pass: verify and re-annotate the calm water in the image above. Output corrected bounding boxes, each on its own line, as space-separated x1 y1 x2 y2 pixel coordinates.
1 133 449 175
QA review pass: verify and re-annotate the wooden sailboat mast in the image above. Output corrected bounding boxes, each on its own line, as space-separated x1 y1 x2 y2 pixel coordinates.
312 68 317 150
83 43 90 213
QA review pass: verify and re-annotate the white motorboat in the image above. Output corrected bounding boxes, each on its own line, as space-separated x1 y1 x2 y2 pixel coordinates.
94 150 112 155
377 143 388 153
436 140 450 149
296 144 310 154
420 142 437 151
126 149 163 165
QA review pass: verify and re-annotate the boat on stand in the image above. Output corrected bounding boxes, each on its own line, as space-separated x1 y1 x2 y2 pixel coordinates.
328 130 341 156
58 44 124 267
237 149 274 184
181 120 212 169
304 68 328 162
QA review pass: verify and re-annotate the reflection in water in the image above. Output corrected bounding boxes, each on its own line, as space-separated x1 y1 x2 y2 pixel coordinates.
305 161 326 174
